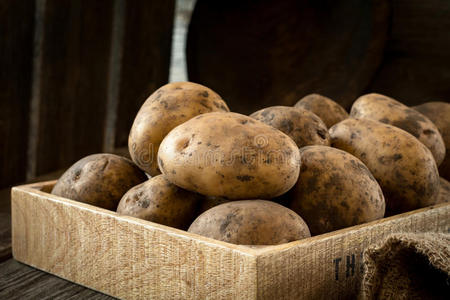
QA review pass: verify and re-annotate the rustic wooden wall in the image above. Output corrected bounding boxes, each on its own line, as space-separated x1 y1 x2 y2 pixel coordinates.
0 0 175 189
114 0 175 148
186 0 391 114
186 0 450 113
33 0 114 176
0 1 35 189
366 0 450 105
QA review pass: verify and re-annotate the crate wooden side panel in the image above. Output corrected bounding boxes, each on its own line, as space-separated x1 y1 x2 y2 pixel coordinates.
255 203 450 299
11 183 257 300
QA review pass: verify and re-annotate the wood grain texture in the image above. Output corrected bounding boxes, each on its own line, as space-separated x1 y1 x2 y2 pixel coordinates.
11 181 450 299
12 181 257 300
0 0 35 188
366 0 450 105
34 0 114 176
0 259 113 299
114 0 175 148
187 0 390 113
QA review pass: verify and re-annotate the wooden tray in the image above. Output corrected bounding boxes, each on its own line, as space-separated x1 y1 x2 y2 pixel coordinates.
11 181 450 299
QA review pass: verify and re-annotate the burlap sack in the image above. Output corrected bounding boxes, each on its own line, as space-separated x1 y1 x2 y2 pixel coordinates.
360 233 450 299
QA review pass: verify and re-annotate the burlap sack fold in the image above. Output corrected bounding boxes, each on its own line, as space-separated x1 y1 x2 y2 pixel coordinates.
360 233 450 300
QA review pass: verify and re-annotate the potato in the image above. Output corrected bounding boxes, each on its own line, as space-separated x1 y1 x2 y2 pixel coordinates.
52 154 147 210
128 81 230 176
437 177 450 204
288 146 385 235
294 93 349 128
350 93 446 166
249 106 330 148
116 175 202 230
413 102 450 180
188 200 310 245
329 118 440 215
157 112 301 199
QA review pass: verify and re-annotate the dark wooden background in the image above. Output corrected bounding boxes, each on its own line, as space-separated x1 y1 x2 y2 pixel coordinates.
0 0 175 189
1 0 450 189
187 0 450 114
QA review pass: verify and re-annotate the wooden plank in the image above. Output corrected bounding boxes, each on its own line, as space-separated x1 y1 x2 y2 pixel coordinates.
34 0 114 176
114 0 175 148
11 181 258 300
0 1 35 188
0 259 113 299
186 0 390 113
366 0 450 105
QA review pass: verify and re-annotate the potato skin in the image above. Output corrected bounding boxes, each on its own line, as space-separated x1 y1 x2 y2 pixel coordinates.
413 102 450 180
52 154 147 210
158 112 301 199
250 106 330 148
351 93 446 166
437 177 450 204
128 82 229 176
288 146 385 235
116 175 202 230
294 94 349 128
329 118 440 215
188 200 310 245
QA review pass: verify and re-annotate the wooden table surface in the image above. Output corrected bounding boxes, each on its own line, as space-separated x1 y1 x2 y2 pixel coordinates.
0 172 114 299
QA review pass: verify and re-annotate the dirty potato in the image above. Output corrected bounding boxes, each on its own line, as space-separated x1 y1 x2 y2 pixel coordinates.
413 102 450 180
294 93 349 128
288 146 385 235
350 93 446 166
329 118 440 215
129 81 230 176
117 175 202 230
250 106 330 148
157 112 300 199
52 154 147 210
188 200 311 245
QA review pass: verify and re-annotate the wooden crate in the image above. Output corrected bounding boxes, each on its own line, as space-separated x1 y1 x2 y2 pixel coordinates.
11 181 450 299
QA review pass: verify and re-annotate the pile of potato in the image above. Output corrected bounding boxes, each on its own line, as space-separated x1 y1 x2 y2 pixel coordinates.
52 82 450 245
